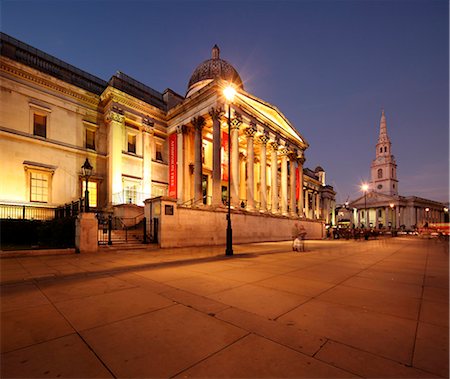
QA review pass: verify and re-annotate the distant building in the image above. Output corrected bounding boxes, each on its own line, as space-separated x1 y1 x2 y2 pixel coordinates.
349 111 447 229
0 33 336 245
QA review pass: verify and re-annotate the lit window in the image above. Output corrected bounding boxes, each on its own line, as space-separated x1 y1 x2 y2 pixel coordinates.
384 147 387 152
86 129 96 150
33 114 47 138
128 134 136 154
124 184 137 204
82 181 97 207
30 172 49 202
156 143 163 161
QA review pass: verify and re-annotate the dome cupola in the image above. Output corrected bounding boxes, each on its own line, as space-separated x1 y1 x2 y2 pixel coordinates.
186 45 243 97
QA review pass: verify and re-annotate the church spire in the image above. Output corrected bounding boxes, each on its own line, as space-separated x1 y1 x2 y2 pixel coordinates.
378 109 390 144
212 44 220 59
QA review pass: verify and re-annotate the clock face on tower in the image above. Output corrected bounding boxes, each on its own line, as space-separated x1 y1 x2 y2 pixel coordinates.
377 184 383 189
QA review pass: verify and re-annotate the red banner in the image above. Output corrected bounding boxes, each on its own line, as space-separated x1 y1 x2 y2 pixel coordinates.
221 131 229 181
296 167 300 200
168 133 177 198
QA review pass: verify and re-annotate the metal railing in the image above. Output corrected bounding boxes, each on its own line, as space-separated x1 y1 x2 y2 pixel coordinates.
0 203 56 220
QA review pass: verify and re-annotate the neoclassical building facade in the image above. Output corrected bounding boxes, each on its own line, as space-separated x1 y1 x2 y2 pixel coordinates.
0 34 335 243
349 111 447 229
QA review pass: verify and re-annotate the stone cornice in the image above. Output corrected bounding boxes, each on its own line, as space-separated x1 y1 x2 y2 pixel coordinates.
0 57 100 108
100 86 166 123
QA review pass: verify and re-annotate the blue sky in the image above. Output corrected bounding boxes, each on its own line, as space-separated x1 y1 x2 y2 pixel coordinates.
2 0 448 203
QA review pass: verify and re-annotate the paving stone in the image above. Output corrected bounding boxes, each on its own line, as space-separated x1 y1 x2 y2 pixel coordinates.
81 304 247 378
161 288 230 315
285 265 360 284
315 340 438 378
0 283 49 312
422 286 449 303
278 299 417 364
215 306 326 356
419 299 449 327
255 275 334 297
175 333 355 378
165 273 245 295
207 283 309 319
1 304 74 353
356 268 425 286
413 322 449 377
212 267 278 283
135 266 198 282
37 275 135 302
0 334 113 378
316 285 421 320
54 287 175 331
340 275 423 298
111 271 174 293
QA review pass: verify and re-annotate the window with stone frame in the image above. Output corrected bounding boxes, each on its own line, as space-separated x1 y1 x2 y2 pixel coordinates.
33 114 47 138
82 180 98 208
127 134 137 154
156 142 163 162
30 171 49 203
86 129 96 150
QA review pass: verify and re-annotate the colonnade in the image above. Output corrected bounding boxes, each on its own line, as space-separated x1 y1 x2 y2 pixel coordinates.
175 108 324 220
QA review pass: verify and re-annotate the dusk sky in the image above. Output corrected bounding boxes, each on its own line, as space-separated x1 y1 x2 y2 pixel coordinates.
2 0 448 203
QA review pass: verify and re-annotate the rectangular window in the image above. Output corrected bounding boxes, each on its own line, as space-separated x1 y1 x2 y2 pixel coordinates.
82 181 98 208
156 143 163 161
33 114 47 138
128 134 136 154
86 129 96 150
30 172 49 202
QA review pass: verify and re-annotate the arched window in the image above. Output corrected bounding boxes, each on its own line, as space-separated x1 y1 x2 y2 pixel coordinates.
380 147 382 153
384 146 387 152
377 169 383 179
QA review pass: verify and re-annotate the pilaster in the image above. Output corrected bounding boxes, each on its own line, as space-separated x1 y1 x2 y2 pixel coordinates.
245 125 257 211
192 116 205 204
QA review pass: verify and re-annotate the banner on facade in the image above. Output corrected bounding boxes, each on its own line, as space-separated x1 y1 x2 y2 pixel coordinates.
168 133 177 198
296 167 300 200
221 131 229 181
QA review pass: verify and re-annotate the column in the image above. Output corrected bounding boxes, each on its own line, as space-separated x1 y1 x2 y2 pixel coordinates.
245 125 256 211
385 207 389 228
176 125 185 204
239 153 246 207
259 135 269 212
106 110 124 204
209 107 223 206
280 148 288 215
192 116 205 204
316 192 320 219
270 141 279 214
231 117 242 207
142 122 154 201
289 154 296 217
311 190 316 219
305 190 310 218
297 156 305 217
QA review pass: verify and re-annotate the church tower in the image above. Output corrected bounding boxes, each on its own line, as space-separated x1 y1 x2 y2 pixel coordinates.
370 110 398 195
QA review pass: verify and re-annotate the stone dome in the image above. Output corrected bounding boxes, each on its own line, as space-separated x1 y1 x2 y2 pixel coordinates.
186 45 243 97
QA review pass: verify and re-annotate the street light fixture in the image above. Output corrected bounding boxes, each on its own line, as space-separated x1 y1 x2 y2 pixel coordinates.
389 203 395 229
81 158 93 212
224 85 236 256
425 207 430 226
361 183 369 228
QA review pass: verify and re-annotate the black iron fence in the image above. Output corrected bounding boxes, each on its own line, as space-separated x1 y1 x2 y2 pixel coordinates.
0 203 56 220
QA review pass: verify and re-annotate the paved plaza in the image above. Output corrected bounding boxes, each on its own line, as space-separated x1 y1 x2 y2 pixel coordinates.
0 237 448 378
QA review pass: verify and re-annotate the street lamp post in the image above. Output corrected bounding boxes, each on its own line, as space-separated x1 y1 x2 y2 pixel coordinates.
425 207 430 227
81 158 93 212
389 203 395 229
361 183 369 228
224 85 236 256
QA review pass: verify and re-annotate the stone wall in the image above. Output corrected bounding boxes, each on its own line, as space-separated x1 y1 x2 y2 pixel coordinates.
146 197 325 248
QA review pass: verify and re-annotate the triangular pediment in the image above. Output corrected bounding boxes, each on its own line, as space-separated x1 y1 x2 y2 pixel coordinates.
235 91 308 148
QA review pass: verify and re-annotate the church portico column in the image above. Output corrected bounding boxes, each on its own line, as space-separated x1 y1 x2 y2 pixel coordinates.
239 153 246 206
259 134 269 212
192 116 205 204
209 107 223 206
297 155 305 217
245 125 257 211
106 110 125 204
289 153 297 217
304 189 310 218
231 116 242 207
280 148 289 216
269 142 279 214
311 190 316 219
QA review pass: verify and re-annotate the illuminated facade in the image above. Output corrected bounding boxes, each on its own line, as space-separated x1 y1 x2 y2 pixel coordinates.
0 34 335 238
349 111 447 229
